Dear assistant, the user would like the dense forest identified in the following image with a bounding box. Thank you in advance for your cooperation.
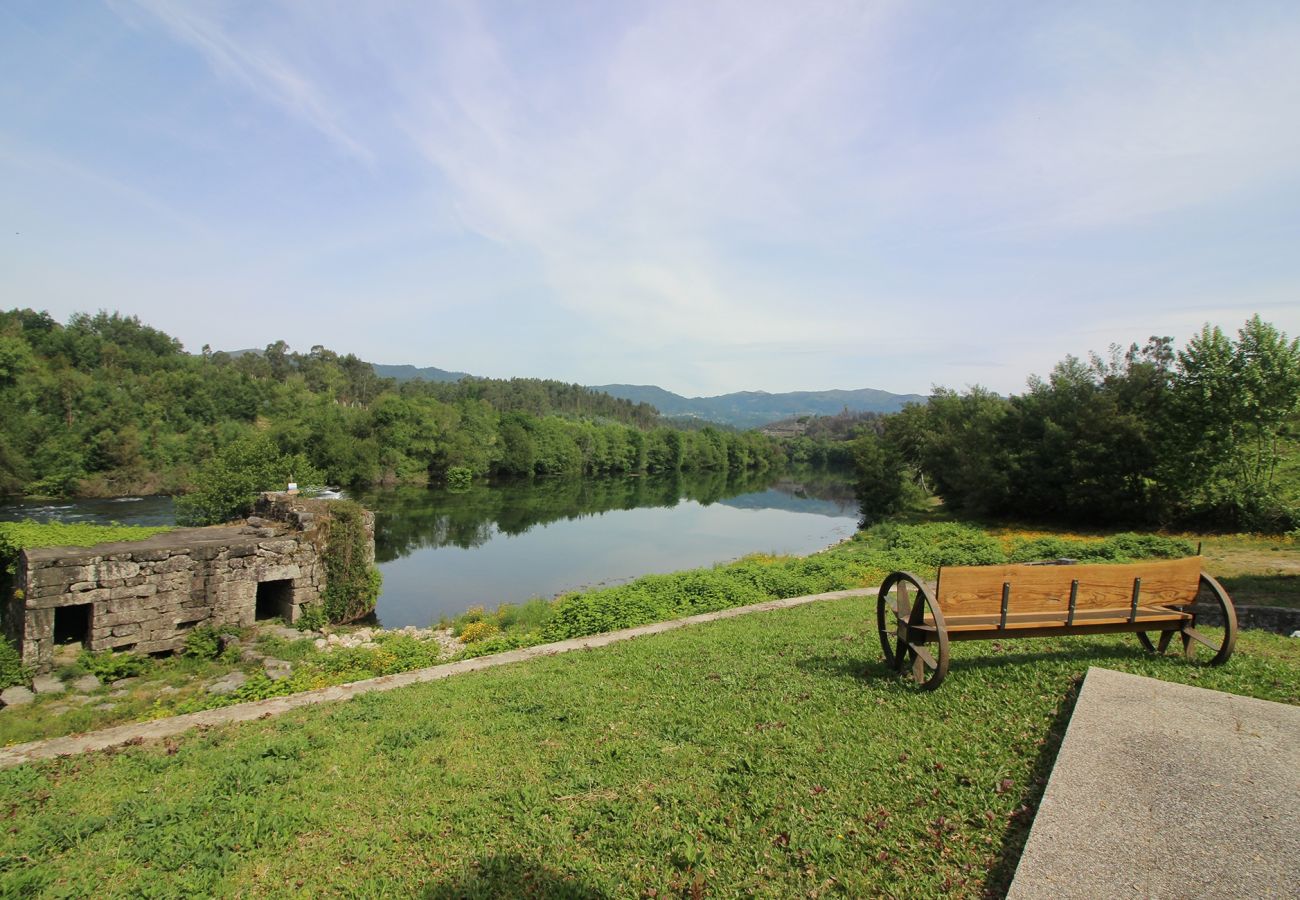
[851,316,1300,531]
[0,309,782,500]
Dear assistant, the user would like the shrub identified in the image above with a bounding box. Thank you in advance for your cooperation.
[183,626,222,661]
[0,636,29,690]
[175,434,321,526]
[458,621,502,644]
[76,649,150,682]
[295,604,327,632]
[445,467,474,491]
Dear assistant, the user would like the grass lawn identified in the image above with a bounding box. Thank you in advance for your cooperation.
[2,597,1296,898]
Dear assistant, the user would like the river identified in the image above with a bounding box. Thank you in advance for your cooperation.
[1,467,860,627]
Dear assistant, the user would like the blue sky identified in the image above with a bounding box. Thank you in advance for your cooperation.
[2,1,1298,397]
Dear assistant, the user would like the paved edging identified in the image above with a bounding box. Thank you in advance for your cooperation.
[0,587,877,769]
[1008,667,1300,898]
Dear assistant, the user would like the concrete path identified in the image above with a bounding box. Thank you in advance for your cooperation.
[0,587,875,770]
[1009,667,1300,899]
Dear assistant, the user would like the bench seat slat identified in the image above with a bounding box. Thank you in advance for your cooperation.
[920,606,1189,632]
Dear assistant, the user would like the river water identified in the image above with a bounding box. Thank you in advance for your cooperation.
[1,468,859,627]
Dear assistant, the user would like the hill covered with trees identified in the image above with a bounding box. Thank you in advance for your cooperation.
[0,309,781,499]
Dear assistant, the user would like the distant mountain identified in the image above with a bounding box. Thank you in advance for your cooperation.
[589,385,926,429]
[372,363,472,383]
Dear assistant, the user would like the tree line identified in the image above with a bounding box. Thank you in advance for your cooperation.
[0,309,781,500]
[852,315,1300,531]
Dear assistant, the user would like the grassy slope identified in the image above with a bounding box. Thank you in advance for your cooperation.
[2,599,1296,898]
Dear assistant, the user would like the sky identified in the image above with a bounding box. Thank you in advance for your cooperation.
[2,1,1298,398]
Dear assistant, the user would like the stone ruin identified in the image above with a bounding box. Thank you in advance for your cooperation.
[4,493,375,672]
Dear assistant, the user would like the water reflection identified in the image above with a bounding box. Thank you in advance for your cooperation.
[353,467,855,562]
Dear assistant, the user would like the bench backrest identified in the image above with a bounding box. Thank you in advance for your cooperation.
[934,557,1202,617]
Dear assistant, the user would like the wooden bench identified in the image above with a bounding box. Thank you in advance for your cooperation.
[876,557,1237,690]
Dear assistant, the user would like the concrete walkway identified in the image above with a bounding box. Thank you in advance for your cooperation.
[0,587,875,770]
[1009,667,1300,899]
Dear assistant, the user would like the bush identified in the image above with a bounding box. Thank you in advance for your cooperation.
[183,626,222,661]
[295,604,327,632]
[458,621,501,644]
[76,649,150,682]
[0,636,29,690]
[445,467,474,491]
[176,434,321,526]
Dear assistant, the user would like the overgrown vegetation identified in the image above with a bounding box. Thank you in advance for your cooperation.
[0,599,1294,897]
[0,309,781,498]
[853,316,1300,531]
[0,521,172,575]
[319,500,382,624]
[0,637,28,691]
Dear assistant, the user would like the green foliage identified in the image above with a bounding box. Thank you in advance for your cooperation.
[75,649,150,682]
[0,521,172,574]
[319,501,382,624]
[175,435,321,526]
[182,626,222,661]
[457,621,501,644]
[864,317,1299,531]
[0,307,782,500]
[0,636,29,690]
[294,604,327,632]
[444,466,473,491]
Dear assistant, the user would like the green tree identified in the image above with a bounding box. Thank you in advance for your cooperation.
[176,435,321,525]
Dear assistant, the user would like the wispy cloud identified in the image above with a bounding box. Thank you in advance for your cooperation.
[41,1,1300,392]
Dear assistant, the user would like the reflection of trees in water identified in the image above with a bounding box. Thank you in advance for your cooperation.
[356,467,825,562]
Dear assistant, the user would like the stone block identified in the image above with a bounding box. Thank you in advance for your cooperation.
[30,589,109,609]
[69,581,97,592]
[154,555,195,573]
[93,561,140,581]
[32,566,93,590]
[258,565,301,582]
[111,623,141,637]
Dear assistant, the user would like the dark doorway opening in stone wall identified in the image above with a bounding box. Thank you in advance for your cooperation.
[54,603,92,647]
[256,579,294,621]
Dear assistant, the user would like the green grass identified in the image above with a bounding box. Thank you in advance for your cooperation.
[1,598,1296,898]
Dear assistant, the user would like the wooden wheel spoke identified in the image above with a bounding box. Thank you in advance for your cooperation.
[1183,626,1220,651]
[911,654,925,684]
[907,641,937,669]
[1156,630,1174,653]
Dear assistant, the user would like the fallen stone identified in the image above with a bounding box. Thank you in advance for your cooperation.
[206,672,248,696]
[240,647,266,663]
[31,675,66,694]
[109,689,129,699]
[260,624,304,641]
[263,659,293,681]
[111,677,139,690]
[158,685,180,695]
[93,703,116,712]
[72,675,102,693]
[0,686,35,708]
[245,516,270,527]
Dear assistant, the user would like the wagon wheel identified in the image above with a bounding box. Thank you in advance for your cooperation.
[1137,573,1237,666]
[877,572,949,690]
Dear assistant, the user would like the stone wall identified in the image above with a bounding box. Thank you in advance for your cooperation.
[6,494,375,672]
